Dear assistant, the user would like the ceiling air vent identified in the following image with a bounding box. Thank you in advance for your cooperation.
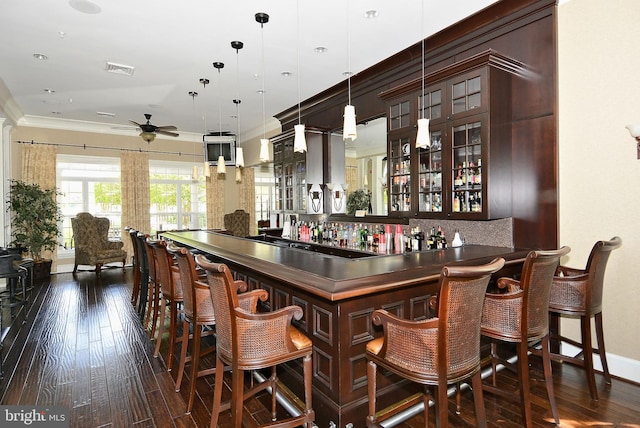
[105,61,135,76]
[96,111,115,118]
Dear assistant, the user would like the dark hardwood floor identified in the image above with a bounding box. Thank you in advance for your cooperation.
[1,268,639,427]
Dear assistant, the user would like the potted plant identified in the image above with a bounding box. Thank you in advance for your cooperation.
[6,179,63,278]
[346,189,371,215]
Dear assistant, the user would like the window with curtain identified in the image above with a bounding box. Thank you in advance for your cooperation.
[57,155,122,253]
[149,160,206,234]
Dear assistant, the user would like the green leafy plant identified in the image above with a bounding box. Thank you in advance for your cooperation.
[346,189,371,215]
[6,180,63,262]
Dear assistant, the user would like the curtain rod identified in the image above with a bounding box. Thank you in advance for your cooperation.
[16,139,202,157]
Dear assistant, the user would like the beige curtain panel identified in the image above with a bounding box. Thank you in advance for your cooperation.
[120,151,150,262]
[21,144,59,268]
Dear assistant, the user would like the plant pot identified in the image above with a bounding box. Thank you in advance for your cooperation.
[33,259,53,280]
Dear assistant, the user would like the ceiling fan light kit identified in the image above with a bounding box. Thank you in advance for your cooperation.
[129,113,179,143]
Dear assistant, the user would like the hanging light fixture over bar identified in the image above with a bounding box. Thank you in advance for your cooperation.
[416,2,431,149]
[256,12,272,162]
[213,61,226,175]
[293,0,307,153]
[342,0,357,141]
[231,42,244,172]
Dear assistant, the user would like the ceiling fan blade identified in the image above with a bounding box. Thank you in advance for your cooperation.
[155,125,178,131]
[128,120,142,128]
[157,130,179,137]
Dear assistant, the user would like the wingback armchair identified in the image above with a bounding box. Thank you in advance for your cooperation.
[71,212,126,274]
[223,209,250,237]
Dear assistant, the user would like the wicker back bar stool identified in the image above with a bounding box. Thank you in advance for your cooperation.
[148,238,184,372]
[168,244,217,413]
[481,246,570,428]
[195,255,315,428]
[548,236,621,401]
[365,258,506,428]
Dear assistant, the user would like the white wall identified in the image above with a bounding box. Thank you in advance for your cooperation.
[558,0,640,380]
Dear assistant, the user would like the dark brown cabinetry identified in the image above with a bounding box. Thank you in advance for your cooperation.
[381,50,520,220]
[272,130,307,213]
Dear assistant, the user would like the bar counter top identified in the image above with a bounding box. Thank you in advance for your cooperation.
[161,230,529,301]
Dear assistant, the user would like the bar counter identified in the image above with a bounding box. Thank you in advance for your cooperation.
[161,230,529,427]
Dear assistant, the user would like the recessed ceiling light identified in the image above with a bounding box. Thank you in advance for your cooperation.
[281,71,292,77]
[342,71,353,77]
[68,0,101,14]
[364,10,379,19]
[43,88,55,93]
[33,53,48,60]
[314,46,328,54]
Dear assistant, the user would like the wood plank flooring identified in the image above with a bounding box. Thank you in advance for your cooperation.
[1,268,639,427]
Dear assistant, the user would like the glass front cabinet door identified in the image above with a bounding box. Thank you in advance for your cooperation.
[381,50,517,220]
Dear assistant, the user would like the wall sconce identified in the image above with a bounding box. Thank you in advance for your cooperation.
[326,183,348,214]
[626,124,640,159]
[307,183,324,214]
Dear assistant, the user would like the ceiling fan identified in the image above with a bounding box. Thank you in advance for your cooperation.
[129,113,179,143]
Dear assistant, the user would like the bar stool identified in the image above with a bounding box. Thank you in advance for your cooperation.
[365,258,505,428]
[0,254,29,317]
[548,236,621,401]
[133,232,150,319]
[169,244,217,413]
[127,228,141,307]
[481,246,570,428]
[143,236,160,336]
[195,255,315,428]
[148,239,183,372]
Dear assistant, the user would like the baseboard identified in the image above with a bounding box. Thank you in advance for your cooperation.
[561,343,640,384]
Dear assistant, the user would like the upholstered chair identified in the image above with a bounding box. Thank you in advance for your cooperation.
[365,258,505,428]
[71,212,126,274]
[223,209,250,237]
[548,236,621,401]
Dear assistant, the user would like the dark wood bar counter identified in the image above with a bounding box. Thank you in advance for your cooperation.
[161,230,529,427]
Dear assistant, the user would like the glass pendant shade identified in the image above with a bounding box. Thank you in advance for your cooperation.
[191,165,199,180]
[343,104,357,141]
[416,118,431,149]
[236,147,245,168]
[260,138,270,162]
[217,155,226,174]
[294,124,307,153]
[203,161,211,178]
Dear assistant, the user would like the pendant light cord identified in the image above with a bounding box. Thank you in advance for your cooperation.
[297,0,301,125]
[421,1,425,120]
[261,19,266,140]
[347,0,352,106]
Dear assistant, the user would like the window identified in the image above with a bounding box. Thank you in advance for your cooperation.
[57,155,122,251]
[149,160,206,234]
[57,156,207,252]
[255,165,275,223]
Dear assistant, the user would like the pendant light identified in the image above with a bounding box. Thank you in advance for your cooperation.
[415,2,431,149]
[201,79,211,178]
[234,99,242,182]
[293,0,307,153]
[342,0,357,141]
[189,90,200,180]
[232,42,244,170]
[256,12,271,162]
[213,61,226,175]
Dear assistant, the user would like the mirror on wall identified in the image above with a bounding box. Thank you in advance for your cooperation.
[345,117,388,216]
